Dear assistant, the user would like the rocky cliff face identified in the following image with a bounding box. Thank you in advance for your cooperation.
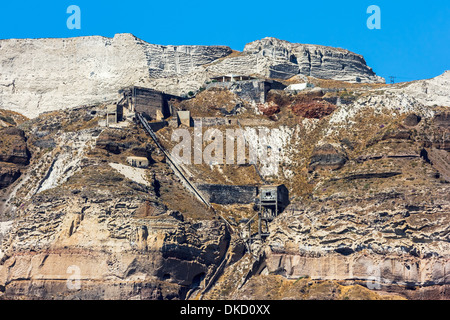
[0,79,448,299]
[0,34,383,119]
[261,115,450,298]
[0,107,229,299]
[0,126,30,191]
[403,71,450,108]
[256,75,449,300]
[205,37,385,83]
[242,37,384,82]
[0,34,448,300]
[168,71,449,300]
[0,34,232,119]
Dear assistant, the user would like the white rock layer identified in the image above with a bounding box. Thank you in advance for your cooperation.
[1,34,387,118]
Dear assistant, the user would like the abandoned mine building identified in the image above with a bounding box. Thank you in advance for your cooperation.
[118,86,183,121]
[127,156,150,168]
[105,103,123,125]
[206,74,286,104]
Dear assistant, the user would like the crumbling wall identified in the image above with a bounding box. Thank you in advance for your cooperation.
[197,184,258,205]
[119,87,183,120]
[206,80,286,105]
[193,117,235,127]
[135,88,166,119]
[148,121,168,132]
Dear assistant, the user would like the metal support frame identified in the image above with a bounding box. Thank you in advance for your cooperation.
[247,187,279,244]
[258,197,278,240]
[241,186,286,255]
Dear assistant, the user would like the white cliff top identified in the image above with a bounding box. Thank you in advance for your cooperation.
[2,34,439,118]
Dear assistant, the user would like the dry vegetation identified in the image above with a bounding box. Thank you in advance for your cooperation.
[172,87,244,117]
[157,124,263,185]
[0,109,28,128]
[306,77,389,90]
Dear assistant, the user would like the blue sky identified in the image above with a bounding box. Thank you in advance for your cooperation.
[1,0,449,83]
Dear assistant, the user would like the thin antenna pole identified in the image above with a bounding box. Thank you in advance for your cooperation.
[389,76,397,84]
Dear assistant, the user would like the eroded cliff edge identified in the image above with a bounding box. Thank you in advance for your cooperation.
[0,34,383,119]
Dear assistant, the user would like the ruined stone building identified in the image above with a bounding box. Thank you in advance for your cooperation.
[118,86,183,120]
[126,156,149,168]
[206,75,286,104]
[105,103,123,124]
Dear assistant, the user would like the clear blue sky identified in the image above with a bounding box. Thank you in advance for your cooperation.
[1,0,449,83]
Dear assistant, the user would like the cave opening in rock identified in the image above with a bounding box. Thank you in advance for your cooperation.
[191,272,206,289]
[420,148,431,164]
